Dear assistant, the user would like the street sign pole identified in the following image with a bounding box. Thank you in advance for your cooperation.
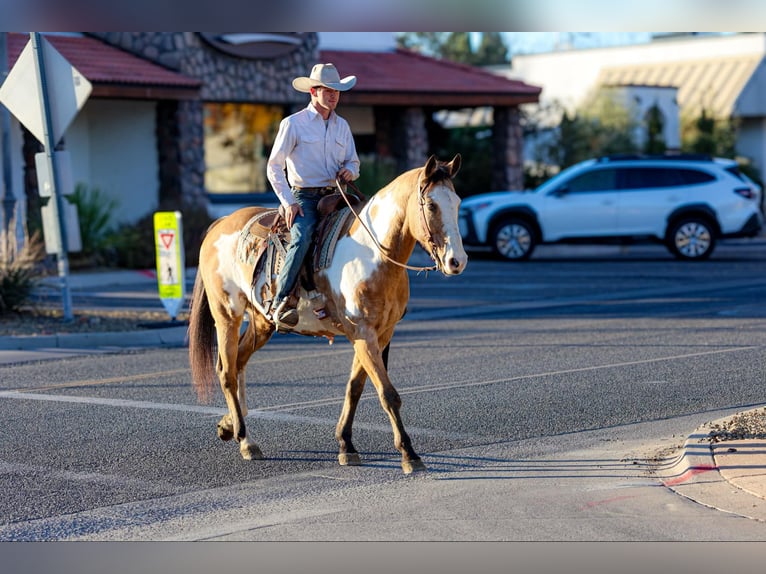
[30,32,73,321]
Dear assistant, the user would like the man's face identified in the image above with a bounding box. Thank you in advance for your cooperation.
[311,86,340,113]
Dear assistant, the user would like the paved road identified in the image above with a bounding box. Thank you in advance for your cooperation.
[1,238,765,548]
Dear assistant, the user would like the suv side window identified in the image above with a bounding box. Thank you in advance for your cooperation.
[563,168,618,193]
[620,167,715,189]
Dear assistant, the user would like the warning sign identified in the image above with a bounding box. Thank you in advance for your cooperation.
[153,211,185,319]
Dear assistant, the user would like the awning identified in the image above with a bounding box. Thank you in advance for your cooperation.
[598,55,762,118]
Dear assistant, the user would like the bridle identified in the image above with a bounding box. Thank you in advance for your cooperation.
[336,176,442,273]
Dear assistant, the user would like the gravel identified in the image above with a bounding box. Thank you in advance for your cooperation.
[0,307,187,337]
[706,408,766,442]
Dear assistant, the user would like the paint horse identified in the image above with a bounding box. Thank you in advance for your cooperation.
[188,154,467,473]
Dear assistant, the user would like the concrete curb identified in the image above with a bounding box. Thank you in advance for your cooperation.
[0,326,188,351]
[657,410,766,521]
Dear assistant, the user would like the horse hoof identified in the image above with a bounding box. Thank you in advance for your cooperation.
[217,424,234,442]
[240,441,264,460]
[338,452,362,466]
[402,458,427,474]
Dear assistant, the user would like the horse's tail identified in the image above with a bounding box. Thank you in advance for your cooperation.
[188,271,216,403]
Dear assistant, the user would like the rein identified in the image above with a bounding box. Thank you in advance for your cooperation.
[336,177,440,273]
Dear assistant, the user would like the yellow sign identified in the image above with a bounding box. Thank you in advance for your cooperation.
[153,211,185,319]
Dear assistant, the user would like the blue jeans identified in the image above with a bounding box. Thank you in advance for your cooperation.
[275,191,321,302]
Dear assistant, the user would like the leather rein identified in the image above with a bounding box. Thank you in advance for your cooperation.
[335,177,441,273]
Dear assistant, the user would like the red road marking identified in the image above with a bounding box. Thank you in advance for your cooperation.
[581,494,641,509]
[663,465,718,486]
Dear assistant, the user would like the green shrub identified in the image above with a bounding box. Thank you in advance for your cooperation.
[106,201,213,269]
[68,183,119,266]
[356,155,398,197]
[0,231,46,315]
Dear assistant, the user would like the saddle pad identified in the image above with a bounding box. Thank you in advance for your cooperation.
[315,207,354,271]
[237,210,281,266]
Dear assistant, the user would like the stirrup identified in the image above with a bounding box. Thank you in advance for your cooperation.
[274,298,299,328]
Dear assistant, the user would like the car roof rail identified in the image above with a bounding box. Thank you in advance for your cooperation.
[597,153,714,163]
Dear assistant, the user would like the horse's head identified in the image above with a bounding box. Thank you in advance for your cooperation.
[416,154,468,275]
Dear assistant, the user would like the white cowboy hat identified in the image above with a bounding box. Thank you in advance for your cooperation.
[292,63,356,93]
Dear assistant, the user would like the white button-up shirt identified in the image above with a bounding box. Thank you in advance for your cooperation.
[266,103,360,208]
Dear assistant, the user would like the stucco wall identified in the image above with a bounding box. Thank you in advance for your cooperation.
[66,99,158,224]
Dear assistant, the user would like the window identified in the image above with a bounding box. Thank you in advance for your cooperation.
[565,168,618,193]
[620,167,715,189]
[204,102,284,196]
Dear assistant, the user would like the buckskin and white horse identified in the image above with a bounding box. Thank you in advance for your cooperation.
[188,154,466,473]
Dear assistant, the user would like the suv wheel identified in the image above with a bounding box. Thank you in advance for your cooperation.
[666,218,716,260]
[491,218,536,261]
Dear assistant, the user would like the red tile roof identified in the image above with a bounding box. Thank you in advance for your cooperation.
[321,48,541,107]
[5,33,200,99]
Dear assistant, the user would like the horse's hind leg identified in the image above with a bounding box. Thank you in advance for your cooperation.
[216,310,274,460]
[336,355,367,466]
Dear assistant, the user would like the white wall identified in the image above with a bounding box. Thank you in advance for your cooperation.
[66,99,158,224]
[508,33,766,115]
[738,118,766,175]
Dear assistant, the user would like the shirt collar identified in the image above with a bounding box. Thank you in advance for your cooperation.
[307,102,334,122]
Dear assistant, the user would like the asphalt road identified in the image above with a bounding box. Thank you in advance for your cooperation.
[1,239,766,547]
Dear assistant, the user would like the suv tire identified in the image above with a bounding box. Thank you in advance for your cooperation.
[666,217,716,260]
[490,218,536,261]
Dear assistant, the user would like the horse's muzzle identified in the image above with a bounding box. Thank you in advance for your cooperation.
[439,249,467,275]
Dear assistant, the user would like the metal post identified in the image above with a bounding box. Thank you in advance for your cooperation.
[30,32,73,321]
[0,32,18,262]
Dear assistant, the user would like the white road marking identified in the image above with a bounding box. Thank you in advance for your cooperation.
[0,391,472,440]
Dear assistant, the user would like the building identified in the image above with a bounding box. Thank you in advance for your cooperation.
[499,33,766,178]
[2,32,540,231]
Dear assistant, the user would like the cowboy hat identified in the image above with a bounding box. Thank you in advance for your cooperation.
[292,63,356,93]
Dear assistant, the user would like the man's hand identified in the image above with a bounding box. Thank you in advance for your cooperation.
[284,202,303,228]
[336,167,353,184]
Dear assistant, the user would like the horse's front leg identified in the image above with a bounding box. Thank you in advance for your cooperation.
[352,336,425,474]
[336,355,367,466]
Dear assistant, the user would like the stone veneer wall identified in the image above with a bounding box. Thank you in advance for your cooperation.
[88,32,319,207]
[402,108,429,171]
[492,106,524,191]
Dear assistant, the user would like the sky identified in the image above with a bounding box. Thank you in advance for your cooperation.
[319,32,657,55]
[501,32,654,54]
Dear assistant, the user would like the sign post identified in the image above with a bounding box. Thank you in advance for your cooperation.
[153,211,185,320]
[0,32,92,321]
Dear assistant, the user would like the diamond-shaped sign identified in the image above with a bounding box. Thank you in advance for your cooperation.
[0,35,92,146]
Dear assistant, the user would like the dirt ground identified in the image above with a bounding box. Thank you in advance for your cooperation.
[0,307,187,337]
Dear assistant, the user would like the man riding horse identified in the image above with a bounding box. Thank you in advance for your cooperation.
[266,63,360,330]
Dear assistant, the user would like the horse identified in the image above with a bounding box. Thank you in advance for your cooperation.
[187,154,467,474]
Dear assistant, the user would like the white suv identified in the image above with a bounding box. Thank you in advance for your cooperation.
[459,155,763,261]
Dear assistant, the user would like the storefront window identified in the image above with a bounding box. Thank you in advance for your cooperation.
[204,102,283,196]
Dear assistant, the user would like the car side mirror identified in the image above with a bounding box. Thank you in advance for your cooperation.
[551,185,569,197]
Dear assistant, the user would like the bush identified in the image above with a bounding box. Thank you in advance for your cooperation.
[106,201,213,269]
[0,231,46,315]
[69,183,119,256]
[355,155,398,197]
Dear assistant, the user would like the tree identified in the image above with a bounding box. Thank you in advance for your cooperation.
[396,33,450,58]
[643,104,667,155]
[475,32,509,66]
[441,32,475,64]
[396,32,510,66]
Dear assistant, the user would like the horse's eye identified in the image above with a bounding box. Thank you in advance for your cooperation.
[426,202,437,213]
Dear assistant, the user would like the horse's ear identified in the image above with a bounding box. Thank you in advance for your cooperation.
[424,154,438,178]
[447,154,461,178]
